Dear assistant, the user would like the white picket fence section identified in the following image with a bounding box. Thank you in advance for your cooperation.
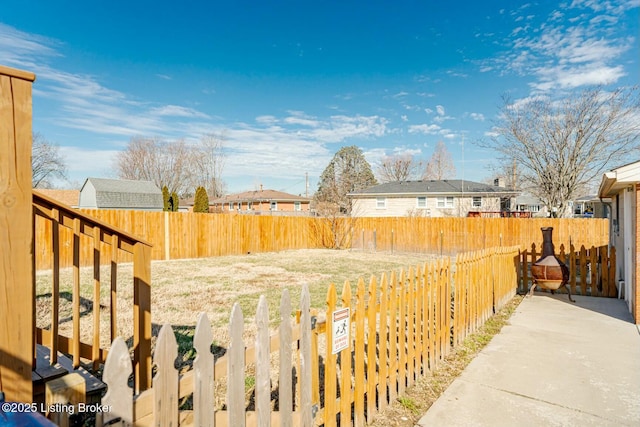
[98,286,313,427]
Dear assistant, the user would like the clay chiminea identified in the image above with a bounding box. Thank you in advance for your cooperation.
[529,227,574,302]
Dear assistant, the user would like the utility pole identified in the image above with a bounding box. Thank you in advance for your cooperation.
[305,172,309,198]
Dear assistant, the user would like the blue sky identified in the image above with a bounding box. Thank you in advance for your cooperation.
[1,0,638,194]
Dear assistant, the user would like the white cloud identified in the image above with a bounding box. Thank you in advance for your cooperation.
[490,0,636,91]
[469,112,485,121]
[436,105,446,116]
[408,124,441,135]
[149,105,210,119]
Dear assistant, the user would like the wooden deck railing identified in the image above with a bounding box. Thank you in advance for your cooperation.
[32,190,152,392]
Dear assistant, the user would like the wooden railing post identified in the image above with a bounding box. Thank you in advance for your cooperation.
[133,242,152,392]
[0,65,36,403]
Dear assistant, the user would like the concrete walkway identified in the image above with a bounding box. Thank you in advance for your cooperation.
[417,294,640,427]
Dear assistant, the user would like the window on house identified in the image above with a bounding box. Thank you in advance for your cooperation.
[248,202,253,210]
[376,197,386,209]
[472,196,482,207]
[436,197,454,208]
[270,201,278,211]
[229,203,234,211]
[417,197,427,208]
[294,201,301,211]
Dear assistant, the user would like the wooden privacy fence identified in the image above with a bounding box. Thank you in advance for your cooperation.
[518,243,618,298]
[351,217,609,255]
[35,211,609,268]
[95,247,520,426]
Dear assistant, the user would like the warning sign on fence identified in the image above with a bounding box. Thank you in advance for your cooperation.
[332,307,350,354]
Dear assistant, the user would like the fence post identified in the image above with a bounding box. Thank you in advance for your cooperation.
[0,66,35,403]
[133,242,152,392]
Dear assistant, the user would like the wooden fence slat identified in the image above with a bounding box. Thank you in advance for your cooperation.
[580,245,588,295]
[324,284,338,427]
[101,337,133,426]
[590,246,598,296]
[340,281,352,427]
[378,273,389,410]
[228,303,246,427]
[154,324,179,427]
[354,278,366,427]
[366,276,377,423]
[406,268,416,389]
[256,296,271,427]
[194,313,214,427]
[388,271,398,401]
[279,290,293,427]
[299,285,313,427]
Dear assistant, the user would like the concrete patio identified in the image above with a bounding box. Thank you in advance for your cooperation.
[417,293,640,426]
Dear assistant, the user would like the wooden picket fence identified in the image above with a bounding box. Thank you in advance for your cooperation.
[452,247,520,346]
[96,247,520,426]
[99,287,314,427]
[518,243,618,298]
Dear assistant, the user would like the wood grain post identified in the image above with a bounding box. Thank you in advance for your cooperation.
[0,65,35,402]
[133,242,152,392]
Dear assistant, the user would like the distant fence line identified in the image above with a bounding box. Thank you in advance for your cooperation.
[34,210,609,268]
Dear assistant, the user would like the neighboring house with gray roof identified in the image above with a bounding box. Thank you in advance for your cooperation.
[349,179,519,217]
[78,177,163,211]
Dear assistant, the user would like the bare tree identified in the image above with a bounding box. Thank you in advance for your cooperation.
[376,153,422,183]
[190,133,226,198]
[423,141,456,180]
[486,86,640,217]
[115,136,195,196]
[32,133,67,188]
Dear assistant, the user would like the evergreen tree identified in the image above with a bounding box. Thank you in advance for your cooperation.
[315,145,377,214]
[162,186,170,211]
[193,186,210,213]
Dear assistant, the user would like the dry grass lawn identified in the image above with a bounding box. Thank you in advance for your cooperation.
[35,249,441,366]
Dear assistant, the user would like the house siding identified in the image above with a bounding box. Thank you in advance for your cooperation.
[78,182,98,208]
[634,184,639,323]
[352,196,502,217]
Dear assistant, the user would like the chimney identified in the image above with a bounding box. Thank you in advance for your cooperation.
[260,184,263,192]
[494,177,505,188]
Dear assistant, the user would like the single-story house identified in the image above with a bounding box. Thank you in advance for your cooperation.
[513,194,548,218]
[572,194,606,218]
[78,177,164,211]
[211,188,312,214]
[598,160,640,324]
[349,179,519,217]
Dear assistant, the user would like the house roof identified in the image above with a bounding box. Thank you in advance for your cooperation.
[34,189,80,207]
[81,177,163,209]
[349,179,519,197]
[212,189,312,204]
[598,160,640,198]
